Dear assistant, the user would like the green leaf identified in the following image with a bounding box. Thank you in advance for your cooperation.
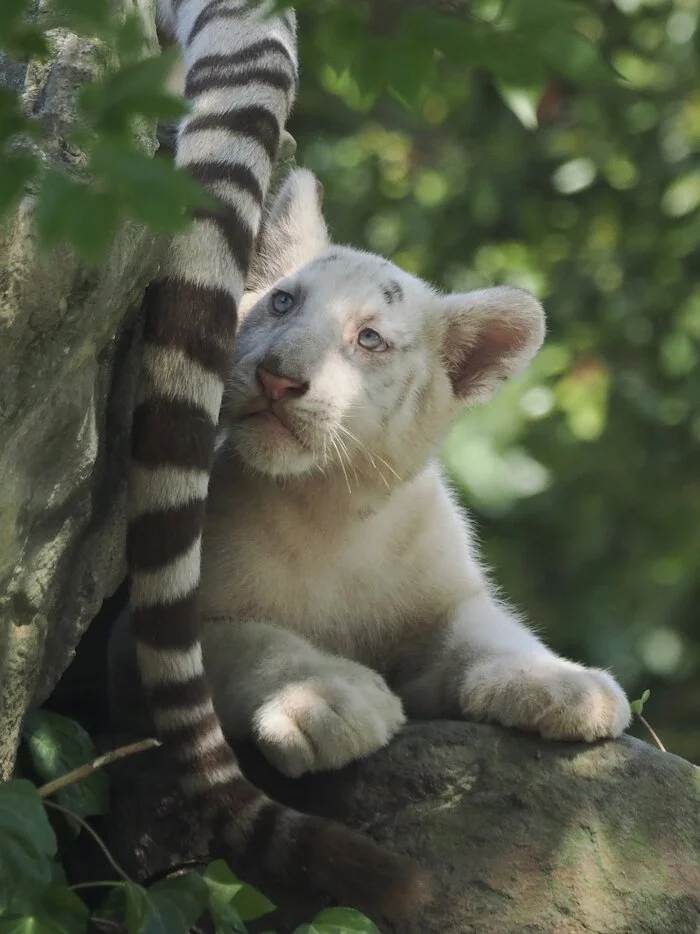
[144,874,209,934]
[80,50,188,133]
[503,0,584,32]
[0,864,88,932]
[115,12,149,65]
[0,781,56,856]
[97,875,213,934]
[0,916,61,934]
[496,82,543,130]
[0,0,26,42]
[53,0,112,35]
[631,689,651,715]
[125,884,150,934]
[22,710,110,821]
[34,169,121,262]
[0,0,50,60]
[0,154,37,217]
[294,908,380,934]
[536,29,611,85]
[39,879,89,933]
[90,137,213,231]
[0,88,29,144]
[203,860,274,925]
[96,882,149,934]
[0,780,57,915]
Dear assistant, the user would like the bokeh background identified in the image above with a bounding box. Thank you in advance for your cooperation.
[290,0,700,763]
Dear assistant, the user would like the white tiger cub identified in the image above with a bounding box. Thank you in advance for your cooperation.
[112,168,631,780]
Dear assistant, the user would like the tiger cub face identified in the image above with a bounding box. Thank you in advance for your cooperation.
[223,170,545,483]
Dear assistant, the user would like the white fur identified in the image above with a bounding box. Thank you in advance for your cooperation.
[114,169,631,774]
[128,465,210,517]
[137,644,205,688]
[142,345,224,418]
[131,536,201,606]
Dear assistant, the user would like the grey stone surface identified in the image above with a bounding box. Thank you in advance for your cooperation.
[0,0,164,779]
[105,721,700,934]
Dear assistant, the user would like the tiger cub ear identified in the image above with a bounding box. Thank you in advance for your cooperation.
[246,168,330,295]
[438,286,545,405]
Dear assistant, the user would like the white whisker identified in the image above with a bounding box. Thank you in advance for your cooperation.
[329,435,352,494]
[335,432,359,488]
[336,423,401,487]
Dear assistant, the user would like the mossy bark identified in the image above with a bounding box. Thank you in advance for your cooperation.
[0,0,165,780]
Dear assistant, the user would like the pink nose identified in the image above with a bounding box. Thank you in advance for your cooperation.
[256,366,307,402]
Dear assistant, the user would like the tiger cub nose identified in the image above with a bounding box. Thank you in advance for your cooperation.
[256,366,309,402]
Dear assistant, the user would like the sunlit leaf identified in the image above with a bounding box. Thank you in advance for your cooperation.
[0,154,37,216]
[0,780,56,915]
[34,168,121,262]
[295,907,380,934]
[79,50,188,132]
[90,137,213,231]
[203,860,274,925]
[144,874,209,934]
[496,82,543,129]
[22,710,110,824]
[0,0,27,43]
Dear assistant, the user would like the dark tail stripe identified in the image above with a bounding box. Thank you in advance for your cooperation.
[239,797,283,864]
[187,39,297,80]
[148,673,212,712]
[187,3,247,46]
[142,280,238,378]
[159,709,222,747]
[132,593,201,649]
[205,773,263,813]
[186,67,295,98]
[127,501,206,571]
[188,160,264,204]
[182,106,280,161]
[192,204,255,270]
[131,398,216,470]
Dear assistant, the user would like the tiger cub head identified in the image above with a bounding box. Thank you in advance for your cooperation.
[223,169,545,485]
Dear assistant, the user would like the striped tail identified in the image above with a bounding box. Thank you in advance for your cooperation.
[126,0,431,917]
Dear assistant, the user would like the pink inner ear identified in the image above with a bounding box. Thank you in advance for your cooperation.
[446,317,530,397]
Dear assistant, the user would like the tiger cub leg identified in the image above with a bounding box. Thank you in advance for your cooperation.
[200,619,405,778]
[394,593,631,742]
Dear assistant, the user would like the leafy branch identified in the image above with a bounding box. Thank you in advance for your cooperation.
[1,0,618,263]
[0,0,210,263]
[0,709,380,933]
[37,738,161,800]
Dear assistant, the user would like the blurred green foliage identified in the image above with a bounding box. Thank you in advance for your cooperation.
[0,0,207,261]
[290,0,700,763]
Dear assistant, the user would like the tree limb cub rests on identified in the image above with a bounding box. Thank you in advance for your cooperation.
[126,0,429,919]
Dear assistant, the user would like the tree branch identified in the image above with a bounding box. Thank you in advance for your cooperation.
[38,737,161,799]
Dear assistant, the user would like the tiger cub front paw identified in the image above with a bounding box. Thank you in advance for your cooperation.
[252,664,405,777]
[460,656,631,742]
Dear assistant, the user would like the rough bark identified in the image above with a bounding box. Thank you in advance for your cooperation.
[103,721,700,934]
[0,1,165,780]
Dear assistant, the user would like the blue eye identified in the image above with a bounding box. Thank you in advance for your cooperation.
[358,327,388,352]
[271,290,295,315]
